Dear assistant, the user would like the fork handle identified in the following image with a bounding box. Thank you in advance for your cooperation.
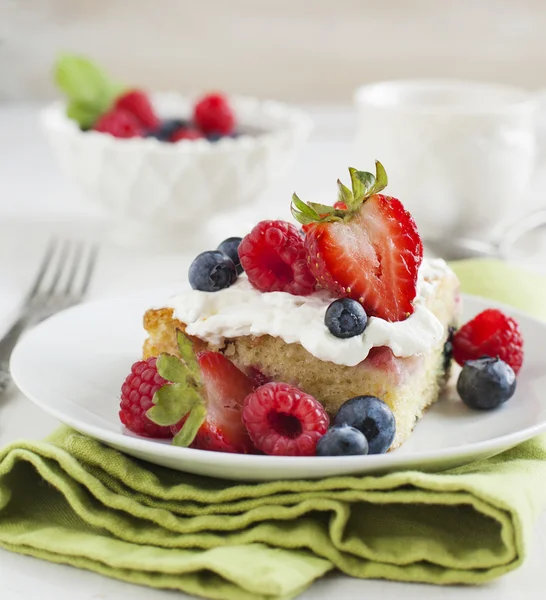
[0,316,28,394]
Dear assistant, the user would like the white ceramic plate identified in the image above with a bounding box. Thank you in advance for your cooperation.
[10,289,546,481]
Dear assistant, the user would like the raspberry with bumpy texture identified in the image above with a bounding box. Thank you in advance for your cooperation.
[239,220,316,295]
[193,93,235,136]
[119,357,172,438]
[242,382,329,456]
[93,108,143,138]
[115,90,159,130]
[452,309,524,374]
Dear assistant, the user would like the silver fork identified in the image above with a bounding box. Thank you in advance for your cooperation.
[0,240,98,395]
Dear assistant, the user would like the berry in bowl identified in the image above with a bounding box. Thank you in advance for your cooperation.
[40,54,313,248]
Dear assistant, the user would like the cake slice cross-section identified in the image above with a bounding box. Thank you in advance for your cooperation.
[143,258,459,450]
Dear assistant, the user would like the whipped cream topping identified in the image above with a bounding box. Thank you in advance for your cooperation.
[166,258,454,367]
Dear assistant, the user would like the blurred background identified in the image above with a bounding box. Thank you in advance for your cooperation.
[1,0,546,305]
[2,0,546,102]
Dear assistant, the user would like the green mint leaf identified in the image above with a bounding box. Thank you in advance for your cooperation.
[173,404,207,447]
[147,383,202,427]
[156,353,189,384]
[176,330,200,382]
[54,53,124,127]
[55,54,112,105]
[66,99,102,130]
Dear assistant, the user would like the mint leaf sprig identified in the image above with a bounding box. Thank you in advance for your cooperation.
[54,53,125,129]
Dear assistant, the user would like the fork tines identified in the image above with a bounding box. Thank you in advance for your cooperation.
[25,239,98,311]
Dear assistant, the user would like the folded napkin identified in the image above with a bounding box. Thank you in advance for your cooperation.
[1,258,546,600]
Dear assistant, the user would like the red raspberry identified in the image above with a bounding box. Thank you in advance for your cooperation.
[119,357,172,438]
[453,309,524,374]
[114,90,159,130]
[239,220,317,295]
[242,382,329,456]
[93,108,143,138]
[170,127,204,142]
[193,93,235,136]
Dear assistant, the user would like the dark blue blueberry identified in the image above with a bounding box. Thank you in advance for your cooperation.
[443,325,457,372]
[325,298,368,339]
[316,425,369,456]
[147,119,189,141]
[217,237,243,274]
[188,251,237,292]
[457,356,516,410]
[207,133,224,142]
[334,396,395,454]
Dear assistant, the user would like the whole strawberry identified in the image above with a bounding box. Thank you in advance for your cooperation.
[292,161,423,321]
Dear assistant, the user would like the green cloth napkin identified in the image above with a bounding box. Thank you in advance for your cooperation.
[1,258,546,600]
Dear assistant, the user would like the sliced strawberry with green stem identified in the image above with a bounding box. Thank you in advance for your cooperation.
[188,351,256,453]
[292,161,423,322]
[147,331,255,453]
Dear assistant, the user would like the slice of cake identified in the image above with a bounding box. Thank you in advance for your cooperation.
[143,258,459,450]
[138,162,462,453]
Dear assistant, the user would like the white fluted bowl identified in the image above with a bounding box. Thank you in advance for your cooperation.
[41,93,313,247]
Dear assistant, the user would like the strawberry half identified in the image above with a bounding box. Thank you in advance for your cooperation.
[171,351,256,453]
[292,161,423,322]
[146,330,256,453]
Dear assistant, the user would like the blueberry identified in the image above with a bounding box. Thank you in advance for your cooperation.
[217,237,243,274]
[443,325,457,371]
[457,356,516,410]
[325,298,368,339]
[147,119,188,141]
[207,133,223,142]
[316,425,369,456]
[188,251,237,292]
[334,396,395,454]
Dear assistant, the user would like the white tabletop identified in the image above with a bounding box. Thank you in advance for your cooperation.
[1,103,545,599]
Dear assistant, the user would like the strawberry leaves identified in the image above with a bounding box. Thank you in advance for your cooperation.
[292,161,389,225]
[146,329,206,447]
[337,179,353,207]
[148,383,201,427]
